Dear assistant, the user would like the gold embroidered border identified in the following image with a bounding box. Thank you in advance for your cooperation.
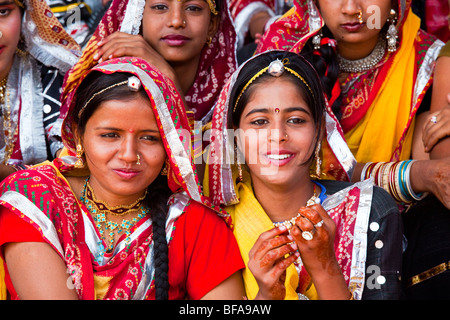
[406,261,450,287]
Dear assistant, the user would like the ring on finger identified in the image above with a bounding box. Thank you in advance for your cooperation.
[302,230,314,241]
[314,220,324,228]
[431,115,438,124]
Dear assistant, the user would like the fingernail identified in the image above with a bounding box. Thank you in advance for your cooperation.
[278,225,287,231]
[93,53,98,60]
[287,234,293,241]
[290,243,298,251]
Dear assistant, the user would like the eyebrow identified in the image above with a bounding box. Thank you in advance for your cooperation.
[94,127,161,133]
[244,106,311,118]
[0,1,16,5]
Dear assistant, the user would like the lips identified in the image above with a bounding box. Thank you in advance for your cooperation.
[264,151,295,166]
[113,168,141,180]
[341,22,365,32]
[161,34,190,46]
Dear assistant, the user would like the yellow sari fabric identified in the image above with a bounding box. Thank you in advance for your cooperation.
[1,257,5,300]
[344,12,421,163]
[225,171,318,300]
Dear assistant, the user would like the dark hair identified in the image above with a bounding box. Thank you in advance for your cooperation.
[229,50,326,164]
[300,26,342,119]
[73,71,171,300]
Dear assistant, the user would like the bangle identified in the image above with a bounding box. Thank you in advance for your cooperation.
[404,160,428,201]
[360,162,373,181]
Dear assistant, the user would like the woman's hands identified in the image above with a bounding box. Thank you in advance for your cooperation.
[249,204,350,300]
[290,204,351,299]
[93,32,178,88]
[422,95,450,158]
[289,204,339,278]
[249,226,299,300]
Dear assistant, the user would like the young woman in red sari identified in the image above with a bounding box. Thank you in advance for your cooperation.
[0,57,245,300]
[255,0,450,298]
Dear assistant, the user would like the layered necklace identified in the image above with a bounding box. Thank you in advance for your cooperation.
[272,184,321,229]
[337,36,387,73]
[80,178,148,252]
[1,75,17,165]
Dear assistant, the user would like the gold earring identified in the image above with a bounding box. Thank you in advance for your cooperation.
[235,144,243,182]
[310,141,322,179]
[206,36,212,46]
[75,144,85,168]
[161,164,168,176]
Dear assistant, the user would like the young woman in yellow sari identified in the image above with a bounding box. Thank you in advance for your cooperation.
[255,0,450,298]
[206,50,403,300]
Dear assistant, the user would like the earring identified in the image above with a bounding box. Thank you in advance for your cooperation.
[386,9,398,52]
[206,36,212,46]
[136,154,141,165]
[235,144,243,183]
[312,31,322,50]
[161,164,168,176]
[75,144,85,168]
[310,141,322,179]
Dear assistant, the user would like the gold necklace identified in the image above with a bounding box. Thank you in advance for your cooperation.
[80,178,149,252]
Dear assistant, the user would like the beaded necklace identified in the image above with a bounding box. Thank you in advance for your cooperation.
[272,184,321,229]
[80,178,149,252]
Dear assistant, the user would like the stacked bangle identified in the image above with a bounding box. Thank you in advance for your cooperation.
[360,160,428,203]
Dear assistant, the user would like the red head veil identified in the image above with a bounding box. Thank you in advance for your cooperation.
[61,57,205,203]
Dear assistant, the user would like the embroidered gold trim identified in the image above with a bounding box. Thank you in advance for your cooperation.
[406,261,450,287]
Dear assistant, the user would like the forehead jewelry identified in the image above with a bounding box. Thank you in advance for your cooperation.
[206,0,218,15]
[78,76,142,118]
[14,0,24,8]
[233,59,314,113]
[274,107,280,113]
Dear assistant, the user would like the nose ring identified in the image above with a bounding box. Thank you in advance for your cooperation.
[182,20,186,27]
[357,10,363,24]
[0,31,3,39]
[136,154,141,165]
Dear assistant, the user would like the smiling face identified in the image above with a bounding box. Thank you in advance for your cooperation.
[141,0,218,65]
[236,76,319,189]
[79,95,166,205]
[0,0,22,79]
